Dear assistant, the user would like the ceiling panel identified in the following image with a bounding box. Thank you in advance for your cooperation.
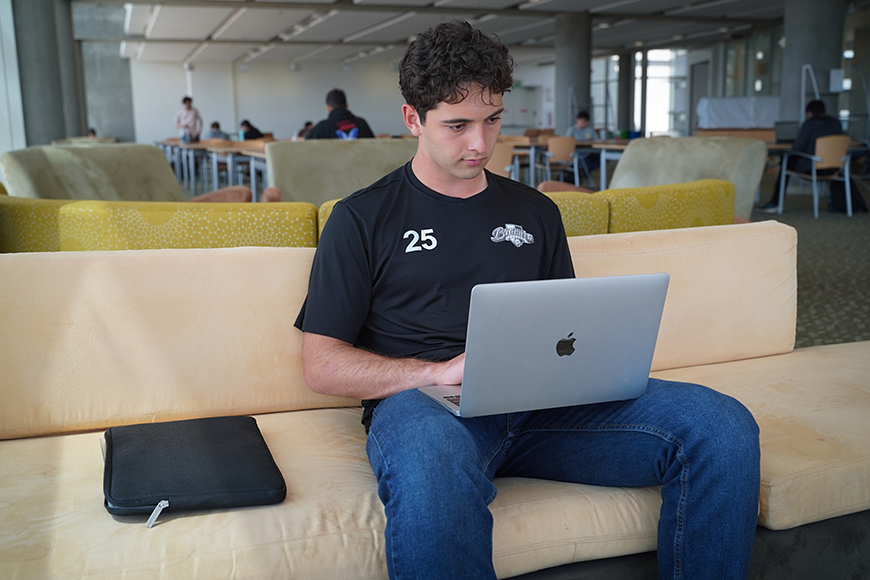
[520,0,604,14]
[346,12,471,43]
[189,42,259,62]
[509,46,555,65]
[147,6,237,40]
[124,4,154,36]
[288,10,403,42]
[435,0,525,8]
[473,15,549,36]
[495,20,555,45]
[255,0,340,4]
[138,41,201,61]
[353,0,434,5]
[245,42,329,61]
[212,8,314,41]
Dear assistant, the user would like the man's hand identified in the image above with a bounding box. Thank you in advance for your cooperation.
[302,332,465,400]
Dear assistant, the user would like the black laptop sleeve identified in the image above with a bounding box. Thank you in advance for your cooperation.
[103,416,286,523]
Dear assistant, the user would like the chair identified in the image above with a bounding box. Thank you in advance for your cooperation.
[486,142,520,181]
[777,135,852,218]
[537,136,592,188]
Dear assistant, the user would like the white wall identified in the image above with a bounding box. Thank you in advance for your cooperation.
[130,58,412,145]
[513,62,556,129]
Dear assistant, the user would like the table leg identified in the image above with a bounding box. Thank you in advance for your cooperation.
[227,153,235,186]
[599,149,607,190]
[211,152,219,190]
[250,158,258,202]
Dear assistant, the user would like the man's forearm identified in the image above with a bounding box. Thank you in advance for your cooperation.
[301,332,463,400]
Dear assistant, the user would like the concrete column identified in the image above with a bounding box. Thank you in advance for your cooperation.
[617,53,632,134]
[54,0,86,138]
[12,0,67,145]
[779,0,847,121]
[554,12,591,134]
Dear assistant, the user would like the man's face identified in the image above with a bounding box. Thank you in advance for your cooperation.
[183,101,192,110]
[576,117,588,129]
[403,86,503,196]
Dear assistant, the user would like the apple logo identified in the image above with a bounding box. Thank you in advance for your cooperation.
[556,333,576,357]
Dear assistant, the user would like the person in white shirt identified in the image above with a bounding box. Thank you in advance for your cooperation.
[174,96,203,143]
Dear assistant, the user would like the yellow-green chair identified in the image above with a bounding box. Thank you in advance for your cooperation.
[318,198,342,239]
[593,179,735,233]
[540,191,609,236]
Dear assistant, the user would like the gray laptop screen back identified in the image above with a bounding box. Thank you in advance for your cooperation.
[457,273,669,417]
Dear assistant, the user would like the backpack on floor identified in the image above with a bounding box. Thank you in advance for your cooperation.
[828,179,869,213]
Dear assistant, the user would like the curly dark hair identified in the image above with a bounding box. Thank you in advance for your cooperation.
[399,20,514,123]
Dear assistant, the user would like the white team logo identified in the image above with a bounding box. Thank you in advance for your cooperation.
[491,224,534,247]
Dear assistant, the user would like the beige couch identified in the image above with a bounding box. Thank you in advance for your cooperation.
[1,221,868,579]
[608,136,767,221]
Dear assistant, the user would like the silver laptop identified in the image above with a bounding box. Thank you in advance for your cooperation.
[418,273,669,417]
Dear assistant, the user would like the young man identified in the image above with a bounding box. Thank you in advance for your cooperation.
[565,110,597,142]
[174,96,202,143]
[295,21,760,580]
[204,121,230,140]
[305,88,374,140]
[759,99,843,211]
[239,119,264,140]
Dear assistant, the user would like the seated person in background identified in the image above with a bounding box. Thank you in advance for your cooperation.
[205,121,231,140]
[296,121,314,140]
[565,111,597,142]
[306,89,374,140]
[240,120,265,140]
[87,128,98,138]
[295,20,760,580]
[565,110,600,175]
[759,99,843,211]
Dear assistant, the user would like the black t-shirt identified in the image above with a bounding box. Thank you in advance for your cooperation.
[294,162,575,428]
[306,108,374,140]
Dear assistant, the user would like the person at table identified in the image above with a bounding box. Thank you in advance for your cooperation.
[205,121,231,140]
[759,99,843,212]
[296,121,314,140]
[565,110,598,142]
[174,96,202,143]
[564,110,600,175]
[306,89,374,140]
[240,120,265,141]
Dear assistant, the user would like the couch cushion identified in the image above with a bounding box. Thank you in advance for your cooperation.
[57,200,318,250]
[0,408,661,580]
[0,247,357,440]
[569,221,797,371]
[654,341,870,530]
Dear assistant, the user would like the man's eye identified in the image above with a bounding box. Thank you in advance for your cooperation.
[486,117,501,124]
[449,124,465,131]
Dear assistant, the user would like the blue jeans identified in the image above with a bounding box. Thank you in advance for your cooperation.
[366,379,760,580]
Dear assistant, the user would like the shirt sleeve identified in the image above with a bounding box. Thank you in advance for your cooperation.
[294,201,373,344]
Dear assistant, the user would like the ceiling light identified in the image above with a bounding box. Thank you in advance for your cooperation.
[598,22,611,29]
[844,49,855,59]
[634,40,644,47]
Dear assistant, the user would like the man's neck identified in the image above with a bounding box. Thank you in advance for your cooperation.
[410,156,488,199]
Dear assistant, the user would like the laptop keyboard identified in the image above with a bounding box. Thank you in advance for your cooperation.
[444,394,461,406]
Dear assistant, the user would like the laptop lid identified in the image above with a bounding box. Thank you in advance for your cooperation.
[419,273,669,417]
[774,121,799,143]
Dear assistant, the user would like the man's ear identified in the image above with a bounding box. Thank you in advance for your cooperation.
[402,104,424,137]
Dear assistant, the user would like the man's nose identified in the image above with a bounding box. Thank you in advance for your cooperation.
[466,124,486,152]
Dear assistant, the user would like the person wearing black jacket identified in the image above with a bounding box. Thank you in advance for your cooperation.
[240,119,264,140]
[760,100,843,211]
[306,89,374,140]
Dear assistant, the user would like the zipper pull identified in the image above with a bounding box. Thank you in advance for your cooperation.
[146,500,169,528]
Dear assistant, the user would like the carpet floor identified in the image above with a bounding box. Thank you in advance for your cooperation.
[751,174,869,348]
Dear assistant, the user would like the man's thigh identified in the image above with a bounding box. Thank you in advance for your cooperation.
[493,378,757,488]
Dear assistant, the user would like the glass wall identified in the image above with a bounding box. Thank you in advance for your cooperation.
[590,55,620,136]
[723,29,783,97]
[644,49,689,136]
